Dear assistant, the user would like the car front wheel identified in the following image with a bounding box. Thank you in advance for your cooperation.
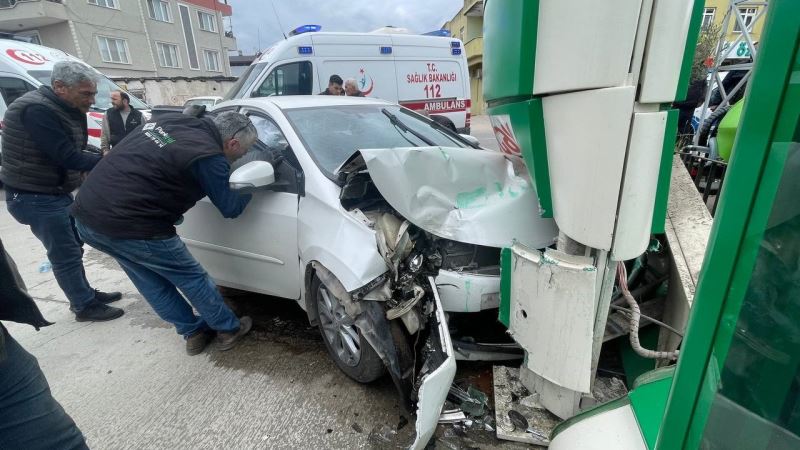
[312,274,385,383]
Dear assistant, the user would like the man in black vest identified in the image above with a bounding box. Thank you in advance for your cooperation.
[72,111,258,355]
[0,61,124,322]
[99,90,143,154]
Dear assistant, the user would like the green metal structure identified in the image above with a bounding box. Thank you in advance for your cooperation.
[658,1,800,448]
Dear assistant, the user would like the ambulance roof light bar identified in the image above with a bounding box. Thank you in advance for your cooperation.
[289,25,322,36]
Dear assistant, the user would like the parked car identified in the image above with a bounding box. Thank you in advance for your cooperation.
[172,95,557,447]
[183,95,223,108]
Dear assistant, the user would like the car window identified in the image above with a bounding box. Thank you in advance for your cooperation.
[0,76,35,107]
[283,105,468,179]
[231,112,302,195]
[223,61,266,100]
[252,61,313,97]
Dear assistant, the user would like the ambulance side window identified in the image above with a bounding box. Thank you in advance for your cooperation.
[252,61,312,97]
[0,77,35,107]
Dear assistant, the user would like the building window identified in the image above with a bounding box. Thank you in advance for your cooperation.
[197,11,217,32]
[96,36,130,64]
[178,4,199,69]
[702,7,715,29]
[733,7,757,32]
[88,0,118,9]
[203,49,221,72]
[147,0,172,22]
[156,42,180,68]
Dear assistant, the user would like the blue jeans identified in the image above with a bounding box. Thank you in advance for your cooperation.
[75,220,240,337]
[0,325,88,450]
[5,189,95,312]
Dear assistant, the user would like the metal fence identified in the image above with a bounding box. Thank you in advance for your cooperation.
[677,142,729,216]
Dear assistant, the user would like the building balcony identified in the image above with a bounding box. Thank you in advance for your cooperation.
[465,37,483,65]
[0,0,67,32]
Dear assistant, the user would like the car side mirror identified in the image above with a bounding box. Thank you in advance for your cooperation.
[229,161,275,190]
[459,134,481,147]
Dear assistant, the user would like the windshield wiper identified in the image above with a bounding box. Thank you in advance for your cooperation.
[382,108,436,146]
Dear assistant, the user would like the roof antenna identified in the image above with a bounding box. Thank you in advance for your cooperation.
[269,0,288,40]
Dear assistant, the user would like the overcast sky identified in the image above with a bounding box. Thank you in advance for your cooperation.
[227,0,464,54]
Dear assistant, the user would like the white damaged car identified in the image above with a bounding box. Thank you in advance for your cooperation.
[176,96,557,447]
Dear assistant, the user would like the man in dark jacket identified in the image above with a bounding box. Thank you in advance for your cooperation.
[0,238,88,450]
[0,61,123,322]
[72,110,258,355]
[319,74,344,95]
[99,90,143,154]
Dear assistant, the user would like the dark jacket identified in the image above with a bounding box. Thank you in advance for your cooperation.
[106,106,144,147]
[319,88,342,95]
[72,113,225,239]
[0,86,92,193]
[0,238,52,361]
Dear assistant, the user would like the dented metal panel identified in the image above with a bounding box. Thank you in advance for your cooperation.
[411,277,458,450]
[434,269,501,313]
[507,244,598,394]
[347,147,558,249]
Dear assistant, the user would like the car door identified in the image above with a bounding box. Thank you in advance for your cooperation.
[0,74,36,157]
[179,107,303,299]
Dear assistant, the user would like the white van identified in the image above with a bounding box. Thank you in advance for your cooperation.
[223,29,472,133]
[0,39,148,147]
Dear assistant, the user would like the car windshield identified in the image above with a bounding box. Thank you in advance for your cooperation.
[283,105,470,178]
[27,69,149,111]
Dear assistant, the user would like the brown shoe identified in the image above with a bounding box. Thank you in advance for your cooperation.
[217,316,253,351]
[186,330,214,356]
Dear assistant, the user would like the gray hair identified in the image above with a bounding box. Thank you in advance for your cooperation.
[51,61,98,87]
[213,111,258,147]
[344,78,358,89]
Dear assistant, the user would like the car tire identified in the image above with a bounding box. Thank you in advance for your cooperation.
[311,274,385,383]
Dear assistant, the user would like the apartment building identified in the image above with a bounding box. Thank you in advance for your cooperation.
[0,0,236,78]
[442,0,483,114]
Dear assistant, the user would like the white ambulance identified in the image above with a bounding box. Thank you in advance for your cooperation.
[223,26,472,133]
[0,39,148,148]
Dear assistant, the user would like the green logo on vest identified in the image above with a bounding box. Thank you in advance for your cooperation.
[142,122,176,148]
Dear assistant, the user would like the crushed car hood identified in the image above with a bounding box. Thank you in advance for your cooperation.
[338,147,558,249]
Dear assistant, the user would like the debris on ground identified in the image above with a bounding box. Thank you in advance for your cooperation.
[493,366,560,446]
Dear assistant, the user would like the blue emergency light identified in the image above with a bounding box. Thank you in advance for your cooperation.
[380,46,392,54]
[451,41,460,48]
[298,46,313,55]
[290,25,321,36]
[452,48,462,56]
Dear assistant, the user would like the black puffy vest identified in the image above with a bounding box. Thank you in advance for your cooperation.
[72,113,224,239]
[0,86,87,193]
[106,106,143,147]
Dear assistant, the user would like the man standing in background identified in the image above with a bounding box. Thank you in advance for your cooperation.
[100,90,143,154]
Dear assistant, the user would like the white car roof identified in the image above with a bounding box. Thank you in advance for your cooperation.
[230,95,396,110]
[186,96,223,101]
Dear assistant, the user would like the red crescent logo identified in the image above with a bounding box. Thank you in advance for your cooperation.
[362,76,374,96]
[6,49,48,65]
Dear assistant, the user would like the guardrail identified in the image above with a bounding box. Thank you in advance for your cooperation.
[677,145,729,216]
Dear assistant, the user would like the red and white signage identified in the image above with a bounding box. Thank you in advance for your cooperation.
[400,98,470,114]
[489,115,522,156]
[6,48,49,65]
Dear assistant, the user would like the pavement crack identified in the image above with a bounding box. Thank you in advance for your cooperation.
[30,322,94,350]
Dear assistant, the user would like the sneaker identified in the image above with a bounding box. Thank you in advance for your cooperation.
[75,302,124,322]
[94,289,122,304]
[186,330,215,356]
[217,316,253,351]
